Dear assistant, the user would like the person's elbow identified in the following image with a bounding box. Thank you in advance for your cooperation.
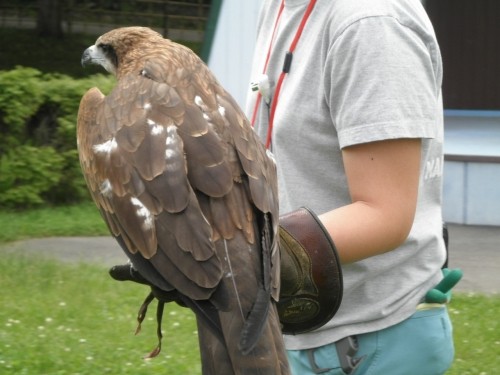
[386,200,417,250]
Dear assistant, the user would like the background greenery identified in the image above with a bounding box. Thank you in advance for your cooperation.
[0,253,498,374]
[0,28,113,212]
[0,206,499,374]
[0,67,116,208]
[0,28,200,210]
[0,254,201,375]
[0,24,208,374]
[0,29,100,78]
[0,29,201,78]
[0,203,108,243]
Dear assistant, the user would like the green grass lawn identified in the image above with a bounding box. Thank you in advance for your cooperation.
[0,254,498,374]
[448,294,500,374]
[0,203,109,243]
[0,255,201,375]
[1,205,499,374]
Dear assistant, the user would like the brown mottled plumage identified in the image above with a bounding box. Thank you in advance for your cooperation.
[77,27,288,374]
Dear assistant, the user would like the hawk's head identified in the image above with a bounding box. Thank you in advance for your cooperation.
[81,27,164,76]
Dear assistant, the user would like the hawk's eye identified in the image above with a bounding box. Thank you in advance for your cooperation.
[99,43,112,52]
[98,43,118,66]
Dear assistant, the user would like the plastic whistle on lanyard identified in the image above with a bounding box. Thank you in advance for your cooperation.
[250,0,317,149]
[251,74,272,105]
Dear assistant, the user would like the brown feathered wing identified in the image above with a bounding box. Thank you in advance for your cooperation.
[77,41,288,374]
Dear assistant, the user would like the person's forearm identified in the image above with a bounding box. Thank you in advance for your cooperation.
[320,139,421,264]
[319,201,414,264]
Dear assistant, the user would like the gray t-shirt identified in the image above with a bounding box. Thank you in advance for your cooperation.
[245,0,447,349]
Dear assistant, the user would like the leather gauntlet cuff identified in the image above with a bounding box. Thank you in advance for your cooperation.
[277,207,343,335]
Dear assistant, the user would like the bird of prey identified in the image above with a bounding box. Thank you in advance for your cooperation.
[77,27,289,374]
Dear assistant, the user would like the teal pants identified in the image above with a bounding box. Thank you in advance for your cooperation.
[287,307,454,375]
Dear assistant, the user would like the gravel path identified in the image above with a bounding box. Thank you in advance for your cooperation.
[1,224,499,295]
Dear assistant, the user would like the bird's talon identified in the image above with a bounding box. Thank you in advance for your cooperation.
[144,344,162,359]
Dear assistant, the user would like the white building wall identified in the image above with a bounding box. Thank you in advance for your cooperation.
[207,0,264,108]
[443,111,500,226]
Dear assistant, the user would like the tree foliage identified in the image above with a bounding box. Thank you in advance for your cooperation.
[0,67,115,208]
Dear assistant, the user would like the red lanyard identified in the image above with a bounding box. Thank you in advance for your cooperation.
[251,0,317,149]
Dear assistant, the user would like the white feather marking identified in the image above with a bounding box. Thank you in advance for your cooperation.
[165,125,177,145]
[99,179,113,197]
[165,149,175,160]
[194,95,204,107]
[164,126,184,175]
[144,102,152,110]
[92,138,117,154]
[131,197,154,230]
[218,105,226,117]
[147,118,164,136]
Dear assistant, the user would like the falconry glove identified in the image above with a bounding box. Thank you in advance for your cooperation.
[110,206,343,338]
[277,207,343,335]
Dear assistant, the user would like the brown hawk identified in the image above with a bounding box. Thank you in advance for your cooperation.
[77,27,289,374]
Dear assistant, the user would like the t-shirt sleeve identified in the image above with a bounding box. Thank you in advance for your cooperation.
[324,15,442,149]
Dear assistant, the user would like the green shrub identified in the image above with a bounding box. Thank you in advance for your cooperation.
[0,67,115,208]
[0,146,64,208]
[0,67,45,129]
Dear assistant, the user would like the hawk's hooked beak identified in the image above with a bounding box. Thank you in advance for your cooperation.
[81,45,117,75]
[81,45,98,67]
[80,47,92,67]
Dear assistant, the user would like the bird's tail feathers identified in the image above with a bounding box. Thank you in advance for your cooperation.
[238,287,271,354]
